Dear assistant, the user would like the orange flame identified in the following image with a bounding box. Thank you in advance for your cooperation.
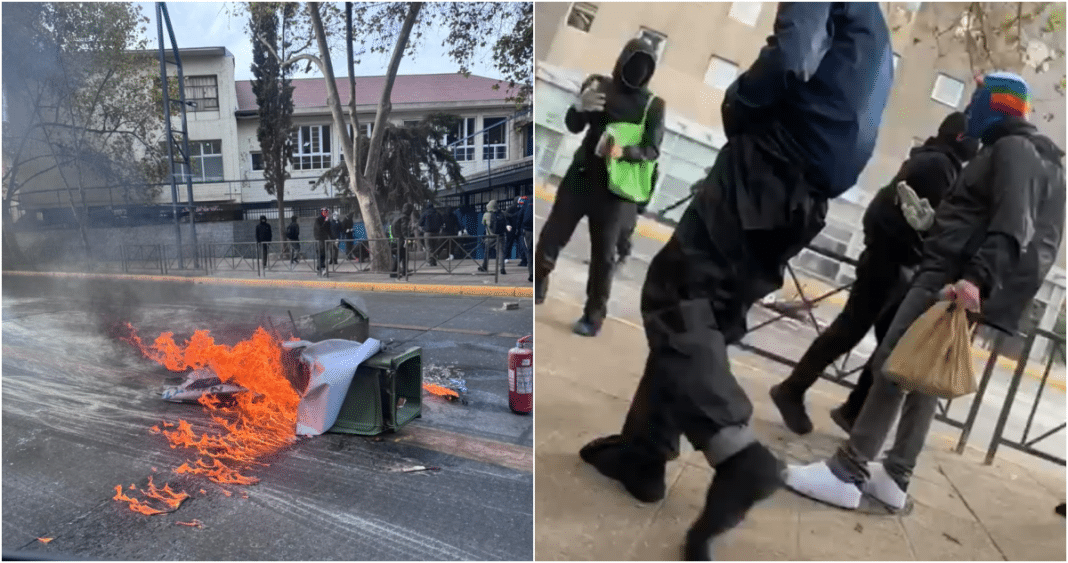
[115,325,300,515]
[423,383,459,399]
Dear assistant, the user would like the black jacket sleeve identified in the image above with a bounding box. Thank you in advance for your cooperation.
[564,106,590,135]
[621,96,665,162]
[962,137,1036,297]
[728,3,834,114]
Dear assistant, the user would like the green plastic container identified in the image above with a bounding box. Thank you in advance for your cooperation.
[328,346,423,436]
[293,298,370,343]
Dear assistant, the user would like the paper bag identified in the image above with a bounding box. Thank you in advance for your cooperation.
[884,300,976,399]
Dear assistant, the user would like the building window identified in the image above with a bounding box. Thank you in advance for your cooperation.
[403,120,420,128]
[483,117,507,161]
[728,2,762,27]
[346,123,373,140]
[184,75,219,112]
[931,73,965,108]
[524,124,534,158]
[294,125,331,170]
[636,28,667,61]
[251,152,263,171]
[447,117,476,161]
[704,56,738,91]
[186,140,223,182]
[566,2,597,32]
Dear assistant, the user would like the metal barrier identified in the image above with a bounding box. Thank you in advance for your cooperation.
[402,234,506,282]
[121,244,166,275]
[738,242,1066,466]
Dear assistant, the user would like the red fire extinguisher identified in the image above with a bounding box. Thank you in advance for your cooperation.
[508,335,533,414]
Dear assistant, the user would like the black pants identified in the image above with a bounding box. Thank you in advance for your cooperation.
[288,240,300,262]
[617,211,638,260]
[505,228,525,263]
[391,241,407,275]
[619,134,827,465]
[317,240,327,271]
[261,243,270,268]
[535,168,637,325]
[525,230,533,278]
[779,239,911,415]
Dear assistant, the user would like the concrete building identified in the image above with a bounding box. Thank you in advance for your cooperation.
[8,46,533,222]
[534,2,1065,359]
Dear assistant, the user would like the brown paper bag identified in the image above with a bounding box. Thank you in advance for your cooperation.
[884,300,977,399]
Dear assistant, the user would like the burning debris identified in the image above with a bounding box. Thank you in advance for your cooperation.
[115,325,300,515]
[161,368,246,403]
[422,364,468,404]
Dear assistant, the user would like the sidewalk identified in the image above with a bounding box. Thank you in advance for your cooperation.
[535,297,1066,561]
[5,257,533,298]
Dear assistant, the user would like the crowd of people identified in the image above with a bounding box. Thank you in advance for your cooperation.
[534,2,1065,559]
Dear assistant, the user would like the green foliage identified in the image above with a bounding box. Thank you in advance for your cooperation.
[314,114,465,212]
[250,2,297,198]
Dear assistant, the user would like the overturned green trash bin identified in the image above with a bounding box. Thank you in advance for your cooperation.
[328,346,423,436]
[292,298,370,342]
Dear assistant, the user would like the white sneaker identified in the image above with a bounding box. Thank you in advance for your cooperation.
[785,461,861,510]
[863,462,907,510]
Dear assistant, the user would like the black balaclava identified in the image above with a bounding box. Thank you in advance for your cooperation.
[932,111,980,162]
[612,39,657,91]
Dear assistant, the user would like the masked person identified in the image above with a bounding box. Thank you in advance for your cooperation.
[579,4,893,559]
[786,72,1064,513]
[255,215,272,269]
[479,200,507,275]
[314,208,330,276]
[286,215,300,264]
[615,166,657,268]
[389,203,414,278]
[771,112,979,436]
[534,38,665,337]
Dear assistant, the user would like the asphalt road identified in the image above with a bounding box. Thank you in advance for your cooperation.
[534,197,1065,467]
[2,274,533,561]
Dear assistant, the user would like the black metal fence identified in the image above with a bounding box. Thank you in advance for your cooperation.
[744,243,1066,467]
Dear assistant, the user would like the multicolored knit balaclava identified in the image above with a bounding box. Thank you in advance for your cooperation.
[964,71,1031,139]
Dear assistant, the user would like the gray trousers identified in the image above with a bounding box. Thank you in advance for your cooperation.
[828,285,942,490]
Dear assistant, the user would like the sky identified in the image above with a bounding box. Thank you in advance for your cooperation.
[135,2,503,82]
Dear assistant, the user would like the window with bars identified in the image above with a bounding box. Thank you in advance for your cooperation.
[447,117,476,161]
[636,28,667,61]
[184,76,219,112]
[483,117,508,161]
[704,56,738,91]
[567,3,597,32]
[168,140,223,182]
[293,125,331,170]
[728,2,762,26]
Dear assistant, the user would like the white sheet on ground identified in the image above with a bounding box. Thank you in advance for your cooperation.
[284,338,382,436]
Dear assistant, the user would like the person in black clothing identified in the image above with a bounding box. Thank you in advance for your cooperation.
[615,167,657,267]
[771,112,979,436]
[390,203,414,278]
[329,212,342,265]
[341,212,355,260]
[503,197,526,267]
[286,215,300,264]
[418,203,443,266]
[787,71,1065,513]
[442,206,462,260]
[255,215,272,269]
[522,196,534,282]
[579,5,893,559]
[314,208,330,275]
[534,38,665,337]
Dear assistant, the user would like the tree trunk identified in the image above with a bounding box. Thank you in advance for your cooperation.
[308,2,391,271]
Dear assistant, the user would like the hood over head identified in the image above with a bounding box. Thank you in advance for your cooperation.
[613,38,657,90]
[486,200,498,212]
[260,215,268,223]
[965,72,1031,139]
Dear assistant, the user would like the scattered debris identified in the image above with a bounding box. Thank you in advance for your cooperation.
[161,368,247,403]
[422,364,469,404]
[943,532,961,545]
[176,520,203,528]
[36,538,53,544]
[854,523,864,533]
[392,465,442,474]
[199,489,207,495]
[502,301,520,311]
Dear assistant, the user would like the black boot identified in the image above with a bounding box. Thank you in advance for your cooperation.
[579,435,666,503]
[769,383,813,435]
[829,404,857,434]
[1056,503,1065,517]
[683,442,784,561]
[534,276,548,305]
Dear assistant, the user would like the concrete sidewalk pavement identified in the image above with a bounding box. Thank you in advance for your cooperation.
[535,297,1066,561]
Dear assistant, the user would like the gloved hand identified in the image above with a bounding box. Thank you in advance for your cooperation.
[576,86,606,113]
[506,225,512,232]
[939,279,981,312]
[897,181,935,231]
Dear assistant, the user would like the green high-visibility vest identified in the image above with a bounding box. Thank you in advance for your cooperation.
[606,95,658,204]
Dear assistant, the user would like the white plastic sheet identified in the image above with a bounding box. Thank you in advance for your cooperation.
[283,338,382,436]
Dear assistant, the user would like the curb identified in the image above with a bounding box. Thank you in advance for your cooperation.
[536,182,1065,392]
[3,270,534,299]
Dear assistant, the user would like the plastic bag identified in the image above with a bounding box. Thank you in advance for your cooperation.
[884,300,976,399]
[283,338,382,436]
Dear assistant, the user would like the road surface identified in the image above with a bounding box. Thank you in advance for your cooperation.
[2,274,533,561]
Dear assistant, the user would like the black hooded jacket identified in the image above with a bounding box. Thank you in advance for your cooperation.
[563,39,666,190]
[915,117,1065,334]
[862,140,967,265]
